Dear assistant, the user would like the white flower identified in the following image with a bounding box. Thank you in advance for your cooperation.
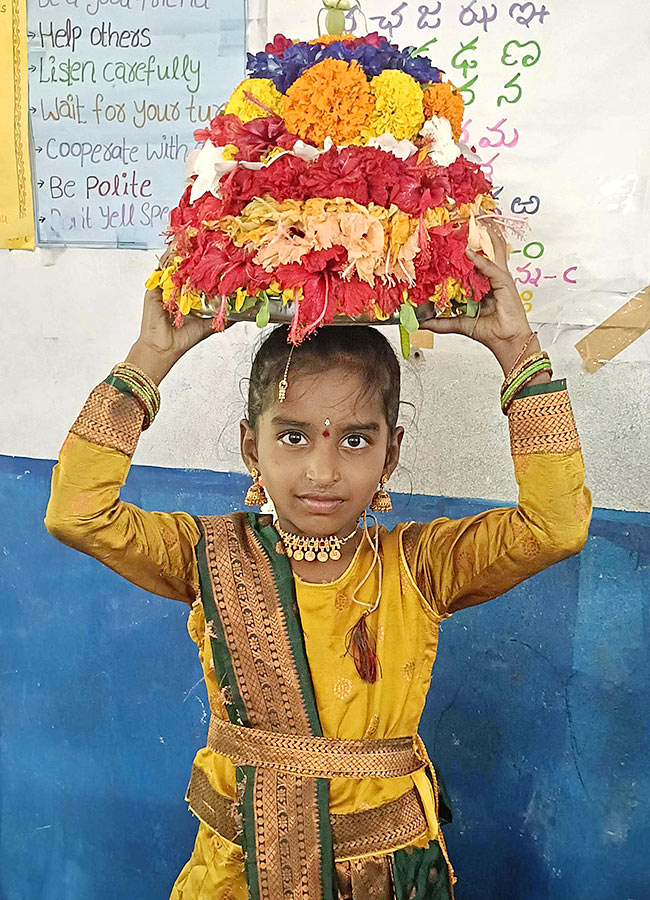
[420,116,461,166]
[458,141,482,164]
[367,132,418,160]
[291,139,324,162]
[188,140,238,203]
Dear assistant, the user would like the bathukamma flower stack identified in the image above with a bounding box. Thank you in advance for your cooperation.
[146,30,504,352]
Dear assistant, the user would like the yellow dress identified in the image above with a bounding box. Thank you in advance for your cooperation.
[44,378,592,899]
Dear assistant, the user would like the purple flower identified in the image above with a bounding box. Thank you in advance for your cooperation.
[398,49,443,83]
[245,37,443,92]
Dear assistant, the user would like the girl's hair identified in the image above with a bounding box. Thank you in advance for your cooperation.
[247,325,401,431]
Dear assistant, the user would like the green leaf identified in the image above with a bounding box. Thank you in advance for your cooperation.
[464,298,481,317]
[256,295,270,328]
[399,324,411,359]
[240,293,258,312]
[399,302,420,334]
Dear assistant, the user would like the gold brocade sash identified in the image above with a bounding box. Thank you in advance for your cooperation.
[186,761,430,860]
[192,513,455,898]
[205,714,426,779]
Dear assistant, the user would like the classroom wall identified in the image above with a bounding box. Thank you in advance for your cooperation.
[1,246,649,900]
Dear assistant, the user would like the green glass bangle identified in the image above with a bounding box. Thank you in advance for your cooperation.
[501,359,553,409]
[500,352,550,400]
[111,363,161,412]
[112,367,160,415]
[113,370,158,413]
[105,373,154,428]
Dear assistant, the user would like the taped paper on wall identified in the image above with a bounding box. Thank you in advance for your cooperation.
[575,285,650,373]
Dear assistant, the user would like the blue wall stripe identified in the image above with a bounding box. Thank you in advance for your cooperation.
[1,454,648,900]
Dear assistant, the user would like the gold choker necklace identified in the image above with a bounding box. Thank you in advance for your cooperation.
[276,525,358,562]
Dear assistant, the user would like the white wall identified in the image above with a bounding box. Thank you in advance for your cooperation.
[2,246,648,512]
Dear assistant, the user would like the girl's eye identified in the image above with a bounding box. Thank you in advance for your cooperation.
[342,434,369,449]
[280,432,307,446]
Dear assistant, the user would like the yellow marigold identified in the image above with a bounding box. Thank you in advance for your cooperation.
[362,70,424,143]
[222,144,239,160]
[283,58,375,148]
[422,81,464,141]
[225,78,284,123]
[309,32,357,44]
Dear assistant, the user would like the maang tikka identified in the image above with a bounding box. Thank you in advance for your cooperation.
[278,345,295,403]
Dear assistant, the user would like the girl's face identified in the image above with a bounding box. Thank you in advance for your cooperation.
[241,366,403,536]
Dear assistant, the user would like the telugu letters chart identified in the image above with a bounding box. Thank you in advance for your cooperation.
[27,0,245,247]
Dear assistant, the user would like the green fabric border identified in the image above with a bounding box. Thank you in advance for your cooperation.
[516,377,567,399]
[246,513,336,900]
[238,765,260,900]
[247,513,322,733]
[392,838,452,899]
[103,374,137,398]
[191,516,248,726]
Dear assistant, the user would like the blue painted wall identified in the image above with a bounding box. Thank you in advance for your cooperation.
[1,454,648,900]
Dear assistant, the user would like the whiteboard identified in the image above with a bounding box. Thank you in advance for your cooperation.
[26,0,246,248]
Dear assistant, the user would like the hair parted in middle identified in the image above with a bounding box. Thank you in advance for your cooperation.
[247,325,402,431]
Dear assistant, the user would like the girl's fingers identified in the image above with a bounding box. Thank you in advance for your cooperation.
[482,218,509,270]
[465,246,508,282]
[418,315,470,335]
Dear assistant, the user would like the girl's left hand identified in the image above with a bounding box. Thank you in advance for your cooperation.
[418,218,532,353]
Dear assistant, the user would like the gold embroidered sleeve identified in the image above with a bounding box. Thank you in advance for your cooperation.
[70,381,145,457]
[405,380,592,617]
[45,383,200,603]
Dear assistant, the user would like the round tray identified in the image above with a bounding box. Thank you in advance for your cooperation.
[188,297,469,325]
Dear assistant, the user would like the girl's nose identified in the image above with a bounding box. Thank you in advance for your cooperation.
[304,442,340,487]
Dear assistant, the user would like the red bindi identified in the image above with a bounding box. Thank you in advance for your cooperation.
[322,430,330,438]
[322,417,331,438]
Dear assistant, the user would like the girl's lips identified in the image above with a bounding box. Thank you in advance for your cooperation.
[297,495,345,514]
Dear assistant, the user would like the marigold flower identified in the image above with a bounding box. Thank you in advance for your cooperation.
[422,80,464,141]
[283,58,375,148]
[363,70,424,143]
[225,78,284,123]
[309,32,357,45]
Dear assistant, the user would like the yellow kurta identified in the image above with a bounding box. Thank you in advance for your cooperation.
[44,378,592,899]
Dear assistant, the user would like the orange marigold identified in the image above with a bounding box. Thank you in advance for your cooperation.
[422,80,464,141]
[309,32,357,44]
[283,58,375,148]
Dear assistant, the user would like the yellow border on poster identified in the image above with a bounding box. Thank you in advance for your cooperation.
[0,0,35,250]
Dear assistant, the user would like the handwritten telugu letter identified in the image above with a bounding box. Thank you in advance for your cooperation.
[27,0,245,248]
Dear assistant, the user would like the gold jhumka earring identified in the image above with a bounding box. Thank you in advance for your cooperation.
[244,468,267,506]
[370,475,392,512]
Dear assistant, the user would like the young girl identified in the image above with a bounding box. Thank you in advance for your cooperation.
[45,221,592,900]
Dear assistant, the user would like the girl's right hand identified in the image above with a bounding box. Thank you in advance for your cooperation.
[126,249,233,385]
[137,283,215,360]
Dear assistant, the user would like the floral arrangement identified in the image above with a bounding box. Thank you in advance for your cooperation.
[146,30,514,354]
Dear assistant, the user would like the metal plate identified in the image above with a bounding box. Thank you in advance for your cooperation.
[188,297,465,325]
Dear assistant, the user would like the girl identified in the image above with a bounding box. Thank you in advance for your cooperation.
[45,221,592,900]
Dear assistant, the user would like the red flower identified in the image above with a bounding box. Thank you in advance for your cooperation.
[411,221,491,306]
[174,231,271,297]
[274,246,347,341]
[193,113,305,163]
[265,33,294,57]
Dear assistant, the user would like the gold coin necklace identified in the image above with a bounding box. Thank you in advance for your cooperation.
[276,525,358,562]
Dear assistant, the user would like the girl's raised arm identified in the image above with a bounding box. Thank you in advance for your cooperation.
[44,261,225,604]
[406,220,592,617]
